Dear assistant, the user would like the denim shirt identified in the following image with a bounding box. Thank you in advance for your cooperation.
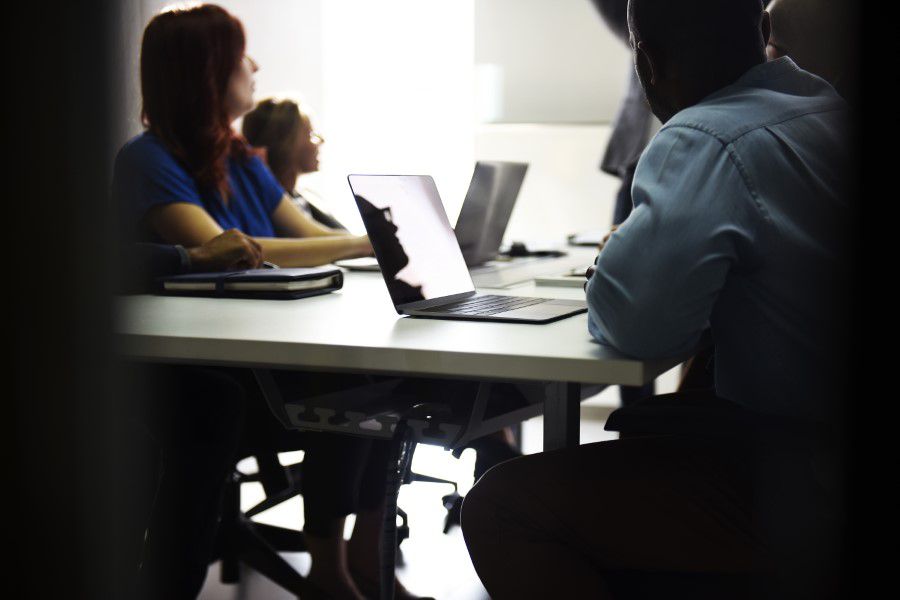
[586,58,851,420]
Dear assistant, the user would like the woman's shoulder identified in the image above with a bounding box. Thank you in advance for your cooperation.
[115,131,188,177]
[232,145,285,211]
[237,147,282,187]
[117,131,171,161]
[113,131,203,212]
[239,146,270,173]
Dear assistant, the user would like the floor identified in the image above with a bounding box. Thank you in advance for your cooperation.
[198,371,678,599]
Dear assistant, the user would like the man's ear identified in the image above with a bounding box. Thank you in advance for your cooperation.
[761,10,771,48]
[635,40,657,86]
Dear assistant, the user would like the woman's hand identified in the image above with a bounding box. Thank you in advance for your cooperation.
[352,235,374,258]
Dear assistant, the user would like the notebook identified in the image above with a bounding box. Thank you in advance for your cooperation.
[158,266,343,300]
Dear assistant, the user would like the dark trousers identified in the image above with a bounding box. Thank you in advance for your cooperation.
[301,432,392,537]
[137,366,246,600]
[461,429,838,599]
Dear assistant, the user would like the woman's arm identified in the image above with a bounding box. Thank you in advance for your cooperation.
[146,202,225,246]
[271,195,343,237]
[146,202,371,267]
[253,234,371,267]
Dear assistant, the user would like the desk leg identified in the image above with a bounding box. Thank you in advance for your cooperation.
[543,382,581,451]
[381,422,415,600]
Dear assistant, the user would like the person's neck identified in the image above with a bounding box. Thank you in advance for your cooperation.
[278,169,300,195]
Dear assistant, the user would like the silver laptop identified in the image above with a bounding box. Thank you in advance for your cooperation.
[454,161,528,267]
[348,174,587,324]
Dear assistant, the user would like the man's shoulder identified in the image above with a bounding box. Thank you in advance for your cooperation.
[664,59,848,145]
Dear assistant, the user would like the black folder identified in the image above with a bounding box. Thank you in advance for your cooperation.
[157,266,343,300]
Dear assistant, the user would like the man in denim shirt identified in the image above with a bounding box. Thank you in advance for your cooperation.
[587,3,849,421]
[463,1,851,597]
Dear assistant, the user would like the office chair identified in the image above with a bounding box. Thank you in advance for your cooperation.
[215,437,457,595]
[441,430,523,533]
[215,448,310,595]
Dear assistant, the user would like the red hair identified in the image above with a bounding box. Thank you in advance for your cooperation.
[140,4,252,198]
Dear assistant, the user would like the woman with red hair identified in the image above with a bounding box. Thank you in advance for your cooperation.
[115,5,431,600]
[115,4,371,264]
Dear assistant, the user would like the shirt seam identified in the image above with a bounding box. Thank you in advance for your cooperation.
[655,124,773,270]
[664,104,844,145]
[655,123,772,224]
[729,105,845,143]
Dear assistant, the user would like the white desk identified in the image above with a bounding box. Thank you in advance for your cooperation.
[117,249,681,450]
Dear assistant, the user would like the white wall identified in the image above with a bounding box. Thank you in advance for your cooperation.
[312,0,475,231]
[218,0,324,110]
[476,124,620,243]
[475,0,632,124]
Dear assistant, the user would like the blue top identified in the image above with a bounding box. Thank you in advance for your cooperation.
[114,132,285,240]
[586,58,850,420]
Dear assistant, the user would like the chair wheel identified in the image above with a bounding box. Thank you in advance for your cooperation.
[442,492,463,533]
[397,523,410,545]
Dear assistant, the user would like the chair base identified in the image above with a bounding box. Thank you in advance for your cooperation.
[216,473,309,595]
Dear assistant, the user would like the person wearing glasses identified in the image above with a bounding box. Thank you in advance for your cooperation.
[115,5,430,599]
[242,97,347,230]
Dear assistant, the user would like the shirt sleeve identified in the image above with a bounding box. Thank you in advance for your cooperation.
[120,243,183,294]
[113,135,205,226]
[585,125,763,359]
[247,154,286,215]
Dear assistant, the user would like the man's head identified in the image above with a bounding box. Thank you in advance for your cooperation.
[766,0,856,103]
[627,0,769,122]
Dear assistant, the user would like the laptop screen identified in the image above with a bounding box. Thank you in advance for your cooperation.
[455,161,528,266]
[349,175,475,307]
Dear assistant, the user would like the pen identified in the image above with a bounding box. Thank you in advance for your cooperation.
[262,261,280,269]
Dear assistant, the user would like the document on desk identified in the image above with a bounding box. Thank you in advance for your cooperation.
[471,257,589,289]
[534,275,588,288]
[568,229,605,246]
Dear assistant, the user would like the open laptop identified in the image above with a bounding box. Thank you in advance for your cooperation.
[348,174,587,324]
[337,161,528,271]
[454,161,528,267]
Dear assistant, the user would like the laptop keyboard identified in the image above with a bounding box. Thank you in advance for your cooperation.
[422,295,548,316]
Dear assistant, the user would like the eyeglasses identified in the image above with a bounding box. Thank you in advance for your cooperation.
[242,55,259,71]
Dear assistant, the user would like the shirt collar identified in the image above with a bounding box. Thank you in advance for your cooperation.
[698,57,801,106]
[732,56,801,88]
